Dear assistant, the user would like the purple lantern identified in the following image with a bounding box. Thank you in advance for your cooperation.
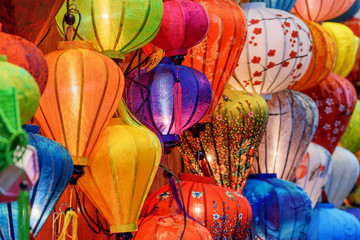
[345,207,360,222]
[125,57,212,144]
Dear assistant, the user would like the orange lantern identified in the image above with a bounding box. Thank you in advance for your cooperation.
[290,20,335,91]
[35,41,124,165]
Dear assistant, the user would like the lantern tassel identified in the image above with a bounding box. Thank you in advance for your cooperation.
[174,77,182,135]
[58,208,78,240]
[18,182,30,240]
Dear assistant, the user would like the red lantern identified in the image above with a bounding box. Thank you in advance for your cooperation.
[142,174,252,240]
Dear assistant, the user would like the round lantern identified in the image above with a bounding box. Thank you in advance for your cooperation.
[250,89,319,180]
[292,0,356,22]
[293,143,332,207]
[243,173,312,240]
[34,41,124,165]
[56,0,163,60]
[142,174,252,240]
[79,113,162,235]
[345,207,360,222]
[125,57,212,143]
[302,72,357,154]
[0,30,48,94]
[340,101,360,153]
[322,22,358,78]
[247,0,296,12]
[134,208,213,240]
[289,20,335,91]
[178,88,269,190]
[0,56,40,125]
[324,146,360,208]
[330,0,360,22]
[308,203,360,239]
[151,0,209,58]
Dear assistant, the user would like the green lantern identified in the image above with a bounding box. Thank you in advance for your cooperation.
[340,100,360,153]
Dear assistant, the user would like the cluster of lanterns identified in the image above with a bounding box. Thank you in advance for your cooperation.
[1,0,360,240]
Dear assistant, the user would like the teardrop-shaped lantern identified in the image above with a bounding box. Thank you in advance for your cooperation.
[324,146,360,208]
[340,101,360,153]
[34,41,124,165]
[250,89,319,180]
[243,173,312,240]
[294,143,332,207]
[178,88,269,190]
[231,3,313,94]
[247,0,296,12]
[302,72,357,154]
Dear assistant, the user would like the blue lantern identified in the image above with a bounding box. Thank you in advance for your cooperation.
[249,0,296,11]
[330,0,360,22]
[308,203,360,239]
[243,173,313,240]
[0,125,73,239]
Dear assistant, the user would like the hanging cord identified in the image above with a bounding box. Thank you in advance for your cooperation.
[57,186,78,240]
[62,0,87,41]
[174,66,182,135]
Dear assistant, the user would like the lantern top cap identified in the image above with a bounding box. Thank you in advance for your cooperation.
[315,203,335,209]
[240,2,266,10]
[56,41,94,51]
[247,173,277,180]
[179,173,216,185]
[0,55,7,62]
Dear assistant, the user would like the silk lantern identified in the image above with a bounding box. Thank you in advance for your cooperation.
[294,143,333,207]
[289,20,336,91]
[292,0,356,22]
[245,0,296,12]
[324,146,360,208]
[142,174,252,240]
[56,0,163,60]
[0,29,48,94]
[243,174,312,240]
[231,3,312,95]
[322,22,358,78]
[330,0,360,22]
[250,89,319,180]
[308,203,360,240]
[344,18,360,85]
[178,88,269,190]
[345,207,360,222]
[302,72,357,154]
[125,57,212,143]
[340,101,360,153]
[78,104,162,235]
[34,41,124,165]
[151,0,209,58]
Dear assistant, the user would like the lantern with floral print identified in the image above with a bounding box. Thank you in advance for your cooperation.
[178,88,269,190]
[250,89,319,180]
[141,174,252,240]
[230,2,312,95]
[302,72,357,155]
[340,101,360,153]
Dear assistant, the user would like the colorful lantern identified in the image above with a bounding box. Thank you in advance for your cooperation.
[151,0,209,58]
[322,22,358,78]
[125,57,212,143]
[231,3,312,95]
[250,89,319,180]
[293,143,332,207]
[344,18,360,85]
[243,173,312,240]
[324,146,360,208]
[330,0,360,22]
[308,203,360,239]
[246,0,296,12]
[302,72,357,154]
[142,174,252,240]
[340,101,360,153]
[289,20,335,91]
[56,0,163,60]
[34,41,124,165]
[178,88,269,190]
[345,207,360,222]
[292,0,356,22]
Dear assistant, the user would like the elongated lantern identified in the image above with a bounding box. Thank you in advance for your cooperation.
[56,0,163,60]
[178,88,269,190]
[35,41,124,165]
[302,72,357,154]
[247,0,296,12]
[231,3,312,94]
[250,89,319,180]
[293,143,332,207]
[340,101,360,153]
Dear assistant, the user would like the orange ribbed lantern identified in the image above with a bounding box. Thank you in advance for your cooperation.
[290,20,335,91]
[35,41,124,165]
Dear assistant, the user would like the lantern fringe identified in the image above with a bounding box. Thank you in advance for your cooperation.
[174,74,182,135]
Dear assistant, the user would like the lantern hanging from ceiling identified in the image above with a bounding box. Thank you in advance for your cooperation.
[322,22,358,78]
[302,72,357,155]
[289,20,335,91]
[142,173,252,240]
[34,41,124,165]
[330,0,360,22]
[124,57,212,144]
[340,101,360,153]
[292,0,356,22]
[293,142,333,207]
[324,146,360,208]
[230,2,312,95]
[345,207,360,222]
[307,203,360,240]
[178,88,269,190]
[246,0,296,12]
[243,173,312,240]
[250,89,319,180]
[56,0,163,60]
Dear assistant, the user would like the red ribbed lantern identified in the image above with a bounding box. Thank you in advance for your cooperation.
[344,18,360,85]
[142,174,252,239]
